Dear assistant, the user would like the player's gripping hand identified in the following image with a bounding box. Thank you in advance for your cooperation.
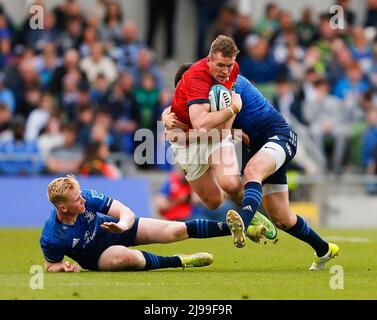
[163,112,189,130]
[101,221,129,233]
[63,261,81,273]
[230,91,242,113]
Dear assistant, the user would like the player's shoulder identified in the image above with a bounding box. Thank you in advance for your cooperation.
[81,189,106,201]
[40,210,65,245]
[186,58,210,79]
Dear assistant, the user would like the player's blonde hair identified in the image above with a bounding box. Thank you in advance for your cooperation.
[209,35,239,58]
[47,174,80,206]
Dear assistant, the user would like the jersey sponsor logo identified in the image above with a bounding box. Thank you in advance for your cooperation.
[217,222,224,230]
[83,228,97,247]
[85,211,95,223]
[72,238,80,248]
[269,135,280,140]
[90,189,104,200]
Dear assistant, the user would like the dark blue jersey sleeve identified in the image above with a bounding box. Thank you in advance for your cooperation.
[40,237,65,263]
[81,189,113,214]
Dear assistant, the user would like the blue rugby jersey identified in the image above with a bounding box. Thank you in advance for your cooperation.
[233,75,290,146]
[40,189,116,266]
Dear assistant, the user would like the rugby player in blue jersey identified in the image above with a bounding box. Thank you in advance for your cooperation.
[164,64,339,270]
[40,175,248,272]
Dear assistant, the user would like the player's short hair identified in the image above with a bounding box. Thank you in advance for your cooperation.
[208,35,239,58]
[47,174,80,206]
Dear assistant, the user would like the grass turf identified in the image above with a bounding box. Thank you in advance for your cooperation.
[0,228,376,300]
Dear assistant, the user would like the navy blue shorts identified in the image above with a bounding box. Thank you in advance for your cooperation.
[241,130,297,185]
[77,218,140,271]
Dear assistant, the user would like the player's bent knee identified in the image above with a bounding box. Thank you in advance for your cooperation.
[221,179,242,197]
[167,223,188,242]
[272,213,296,230]
[201,193,223,210]
[112,250,145,270]
[243,165,262,181]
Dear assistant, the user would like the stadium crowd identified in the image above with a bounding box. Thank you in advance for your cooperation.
[0,0,376,189]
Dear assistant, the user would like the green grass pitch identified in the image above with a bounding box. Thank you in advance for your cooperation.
[1,228,376,300]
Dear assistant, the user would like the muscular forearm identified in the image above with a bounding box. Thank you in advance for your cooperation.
[195,106,235,131]
[118,206,136,230]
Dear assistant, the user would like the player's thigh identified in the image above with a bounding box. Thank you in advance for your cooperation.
[135,218,188,245]
[262,190,296,229]
[188,167,224,209]
[209,145,242,192]
[98,245,145,271]
[244,150,276,182]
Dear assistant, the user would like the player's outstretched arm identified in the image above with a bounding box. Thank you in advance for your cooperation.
[101,199,136,233]
[44,260,81,273]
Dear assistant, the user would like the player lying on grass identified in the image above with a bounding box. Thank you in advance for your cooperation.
[41,175,262,272]
[164,64,339,270]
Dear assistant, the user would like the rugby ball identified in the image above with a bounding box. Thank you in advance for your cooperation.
[208,84,232,112]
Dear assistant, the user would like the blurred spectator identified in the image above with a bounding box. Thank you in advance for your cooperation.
[362,107,377,194]
[37,115,64,160]
[239,35,287,84]
[367,42,377,89]
[34,42,62,90]
[0,115,44,175]
[333,62,370,121]
[296,6,317,47]
[106,71,139,154]
[0,35,12,70]
[350,27,374,73]
[127,48,164,90]
[273,76,305,125]
[25,92,56,141]
[75,104,94,147]
[303,79,350,174]
[194,0,227,59]
[25,11,59,52]
[45,122,83,174]
[0,103,11,142]
[134,72,160,132]
[0,72,15,114]
[334,0,356,28]
[254,2,280,39]
[53,0,82,32]
[79,141,121,179]
[56,15,83,53]
[361,107,377,168]
[79,26,99,58]
[80,42,118,87]
[90,107,120,152]
[49,48,87,97]
[154,169,193,221]
[146,0,176,60]
[99,0,124,44]
[365,0,377,27]
[114,21,147,69]
[212,5,238,40]
[233,14,254,60]
[327,38,354,88]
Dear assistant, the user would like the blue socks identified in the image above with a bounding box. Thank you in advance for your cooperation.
[185,219,231,238]
[239,181,263,228]
[141,251,182,270]
[286,215,329,257]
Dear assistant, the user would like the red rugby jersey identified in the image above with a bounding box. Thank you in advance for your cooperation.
[171,58,239,129]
